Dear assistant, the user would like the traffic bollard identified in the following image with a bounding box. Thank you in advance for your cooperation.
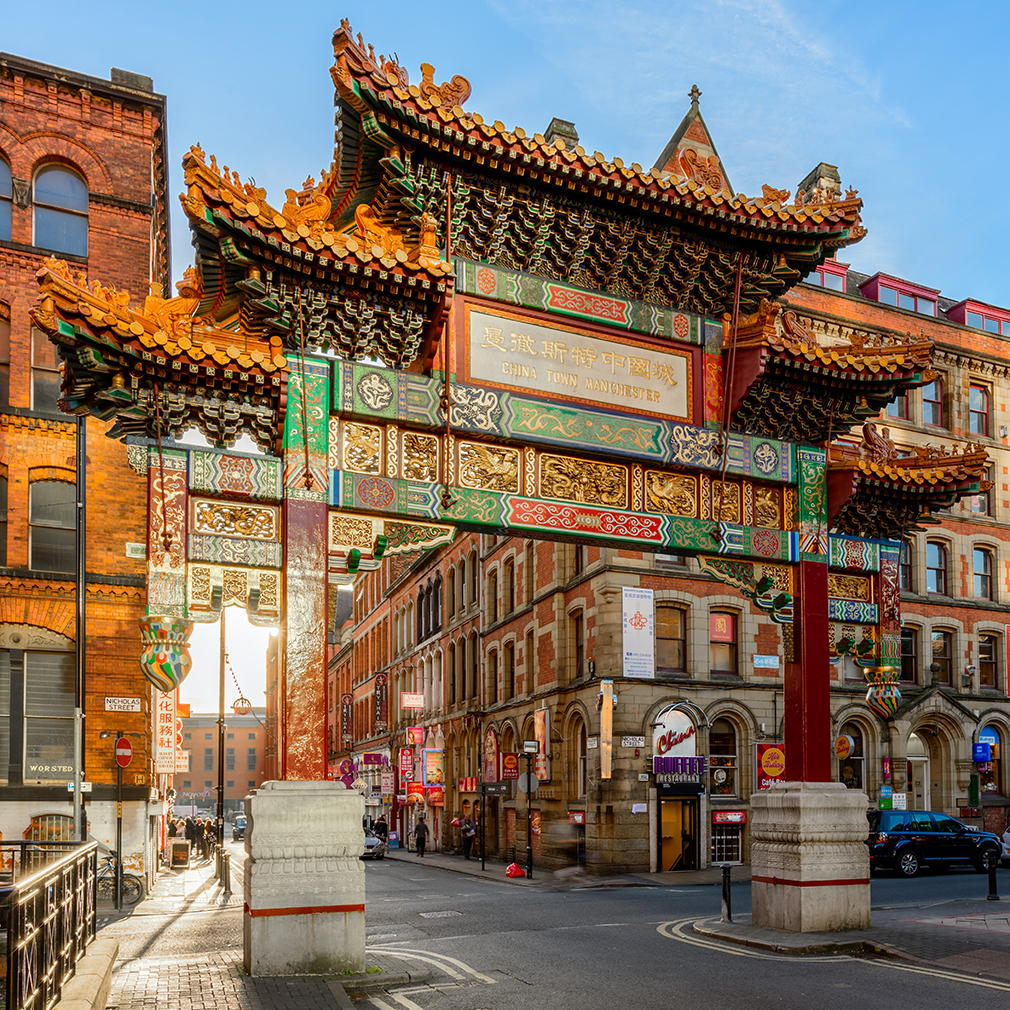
[721,864,732,922]
[988,861,1000,901]
[222,852,232,895]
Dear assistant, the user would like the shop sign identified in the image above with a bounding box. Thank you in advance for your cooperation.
[375,673,388,730]
[341,693,353,741]
[973,742,992,763]
[710,613,735,643]
[406,780,424,803]
[422,749,444,786]
[400,748,414,781]
[652,708,696,756]
[176,750,190,773]
[502,753,519,779]
[426,785,445,806]
[587,736,599,749]
[381,772,395,794]
[401,692,424,710]
[458,777,479,793]
[622,587,655,679]
[534,753,548,780]
[406,726,424,745]
[713,811,746,824]
[653,755,705,782]
[363,752,384,766]
[753,655,780,669]
[834,735,854,760]
[756,743,786,790]
[155,690,176,773]
[568,810,586,825]
[484,728,500,782]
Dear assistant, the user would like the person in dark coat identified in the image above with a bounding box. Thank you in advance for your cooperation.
[414,816,429,857]
[374,815,388,842]
[461,815,476,860]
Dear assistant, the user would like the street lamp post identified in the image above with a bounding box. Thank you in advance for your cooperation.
[217,606,226,854]
[523,741,537,879]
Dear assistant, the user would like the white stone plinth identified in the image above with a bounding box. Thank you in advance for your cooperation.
[243,780,365,976]
[750,781,870,933]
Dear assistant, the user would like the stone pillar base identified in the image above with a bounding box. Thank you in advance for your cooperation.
[750,781,870,933]
[243,780,365,976]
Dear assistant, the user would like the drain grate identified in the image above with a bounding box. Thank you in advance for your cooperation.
[419,910,463,918]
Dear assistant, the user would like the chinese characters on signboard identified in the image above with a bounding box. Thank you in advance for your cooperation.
[341,693,353,742]
[374,673,388,731]
[623,587,655,679]
[155,690,176,773]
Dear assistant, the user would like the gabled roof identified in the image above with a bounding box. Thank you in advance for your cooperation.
[651,85,735,197]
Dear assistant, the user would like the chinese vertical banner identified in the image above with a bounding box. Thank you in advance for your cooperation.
[374,673,388,730]
[341,693,353,742]
[400,747,414,782]
[155,691,176,773]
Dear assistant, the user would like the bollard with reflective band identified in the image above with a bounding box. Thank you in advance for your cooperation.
[988,862,1000,901]
[721,864,733,922]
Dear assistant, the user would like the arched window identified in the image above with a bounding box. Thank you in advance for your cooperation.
[0,312,9,410]
[447,569,455,619]
[469,551,479,605]
[980,633,999,690]
[837,722,864,790]
[416,591,425,641]
[470,632,479,699]
[525,629,535,694]
[930,630,953,685]
[486,649,498,703]
[0,474,6,567]
[570,609,584,680]
[34,166,88,257]
[30,479,75,573]
[710,611,738,676]
[656,605,687,676]
[709,719,737,796]
[448,643,456,706]
[974,547,994,600]
[900,626,919,683]
[488,570,498,623]
[925,542,947,595]
[524,542,534,604]
[575,719,587,797]
[979,726,1002,795]
[970,384,991,437]
[898,540,913,592]
[504,642,515,700]
[0,159,11,241]
[921,377,944,428]
[503,559,514,616]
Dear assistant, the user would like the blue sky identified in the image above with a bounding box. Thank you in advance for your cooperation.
[7,0,1007,709]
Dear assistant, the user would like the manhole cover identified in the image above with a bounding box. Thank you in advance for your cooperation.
[419,910,463,918]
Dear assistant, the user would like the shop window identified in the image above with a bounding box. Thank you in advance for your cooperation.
[0,315,9,410]
[32,327,61,413]
[921,379,944,428]
[0,159,11,241]
[711,824,742,863]
[970,384,991,437]
[34,166,88,257]
[972,466,993,516]
[979,726,1002,794]
[900,627,919,683]
[979,634,999,689]
[656,605,687,675]
[0,650,75,785]
[837,722,864,790]
[709,612,738,676]
[925,541,947,595]
[709,718,737,796]
[898,540,913,592]
[30,479,75,573]
[931,630,953,685]
[974,547,994,600]
[887,392,908,420]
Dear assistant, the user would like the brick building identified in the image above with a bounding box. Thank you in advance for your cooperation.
[0,52,169,878]
[330,244,1010,874]
[177,710,269,817]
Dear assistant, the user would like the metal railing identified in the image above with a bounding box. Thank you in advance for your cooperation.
[1,842,98,1010]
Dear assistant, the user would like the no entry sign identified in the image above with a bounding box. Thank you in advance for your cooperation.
[115,737,133,768]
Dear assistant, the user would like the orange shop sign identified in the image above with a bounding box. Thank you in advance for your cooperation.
[756,743,786,790]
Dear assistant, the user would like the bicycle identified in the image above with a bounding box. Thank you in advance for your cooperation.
[96,850,144,905]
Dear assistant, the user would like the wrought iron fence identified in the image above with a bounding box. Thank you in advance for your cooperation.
[1,841,98,1010]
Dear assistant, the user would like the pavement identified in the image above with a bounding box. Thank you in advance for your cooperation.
[98,847,1010,1009]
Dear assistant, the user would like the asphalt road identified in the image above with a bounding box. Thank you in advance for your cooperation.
[98,844,1010,1010]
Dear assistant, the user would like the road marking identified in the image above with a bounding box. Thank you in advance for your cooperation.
[367,950,465,980]
[659,919,1010,991]
[369,945,496,984]
[387,993,427,1010]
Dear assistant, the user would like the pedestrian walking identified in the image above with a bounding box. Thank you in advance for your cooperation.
[374,815,388,843]
[461,815,476,860]
[414,815,428,857]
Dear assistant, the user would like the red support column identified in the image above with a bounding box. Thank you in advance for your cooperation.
[784,559,831,782]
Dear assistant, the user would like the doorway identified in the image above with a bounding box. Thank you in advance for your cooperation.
[659,798,698,871]
[907,732,930,810]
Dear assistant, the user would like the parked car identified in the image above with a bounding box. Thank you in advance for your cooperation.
[232,815,247,841]
[1001,826,1010,866]
[362,829,386,860]
[867,809,1001,877]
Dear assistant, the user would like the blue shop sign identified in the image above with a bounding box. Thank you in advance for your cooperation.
[973,742,992,763]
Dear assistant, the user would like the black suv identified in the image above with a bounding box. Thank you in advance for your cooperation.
[867,810,1001,877]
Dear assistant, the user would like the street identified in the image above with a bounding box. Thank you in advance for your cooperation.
[99,847,1010,1010]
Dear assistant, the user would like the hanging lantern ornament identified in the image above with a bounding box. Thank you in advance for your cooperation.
[232,697,253,716]
[139,616,194,692]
